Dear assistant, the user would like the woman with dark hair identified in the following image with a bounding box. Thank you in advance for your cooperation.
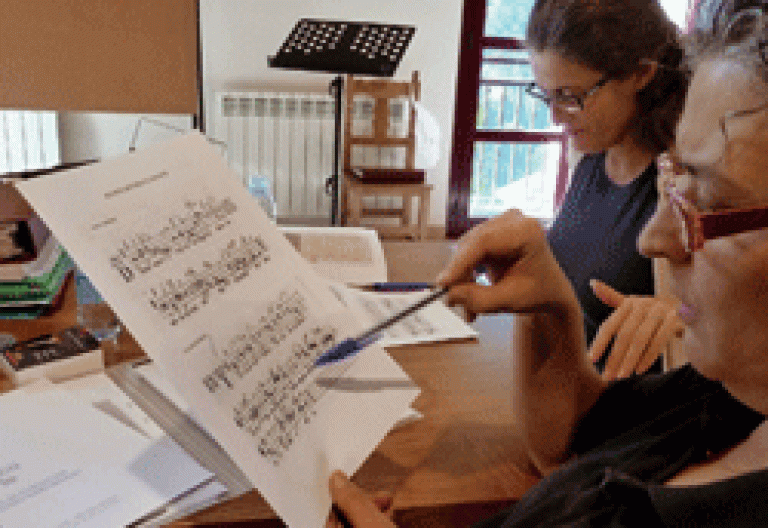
[327,5,768,526]
[524,0,689,378]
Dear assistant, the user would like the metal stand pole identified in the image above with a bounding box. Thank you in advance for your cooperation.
[325,75,344,225]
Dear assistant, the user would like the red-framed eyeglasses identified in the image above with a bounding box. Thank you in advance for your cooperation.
[662,177,768,253]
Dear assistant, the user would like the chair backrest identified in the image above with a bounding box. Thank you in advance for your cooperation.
[343,71,420,175]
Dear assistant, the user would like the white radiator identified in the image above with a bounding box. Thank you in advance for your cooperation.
[0,111,60,174]
[213,90,336,219]
[213,89,410,219]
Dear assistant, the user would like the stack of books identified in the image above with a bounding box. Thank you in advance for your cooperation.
[0,216,74,319]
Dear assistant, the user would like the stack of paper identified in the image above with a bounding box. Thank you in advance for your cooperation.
[0,374,224,527]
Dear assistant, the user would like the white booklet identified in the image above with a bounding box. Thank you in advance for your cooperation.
[327,281,478,347]
[16,133,419,528]
[0,377,219,528]
[280,226,388,285]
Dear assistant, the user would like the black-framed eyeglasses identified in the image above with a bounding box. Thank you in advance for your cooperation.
[524,74,612,114]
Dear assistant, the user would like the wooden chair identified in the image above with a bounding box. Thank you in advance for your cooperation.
[340,71,432,240]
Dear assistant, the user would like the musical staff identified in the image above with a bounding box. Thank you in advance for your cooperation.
[359,296,436,339]
[109,196,238,282]
[233,323,340,466]
[147,235,270,325]
[201,290,309,392]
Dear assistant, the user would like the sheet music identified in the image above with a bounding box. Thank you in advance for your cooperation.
[327,282,478,347]
[16,132,419,528]
[280,226,387,285]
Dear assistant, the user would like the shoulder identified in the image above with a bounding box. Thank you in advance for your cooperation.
[572,152,605,178]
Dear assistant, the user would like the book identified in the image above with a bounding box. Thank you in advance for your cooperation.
[0,326,103,386]
[0,233,64,282]
[280,226,388,285]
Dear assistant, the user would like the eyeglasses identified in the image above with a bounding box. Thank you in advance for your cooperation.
[524,74,611,114]
[710,101,768,166]
[658,101,768,253]
[659,155,768,253]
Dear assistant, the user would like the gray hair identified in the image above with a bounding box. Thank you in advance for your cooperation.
[689,2,768,85]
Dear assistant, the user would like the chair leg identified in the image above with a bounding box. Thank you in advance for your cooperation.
[417,188,430,241]
[349,186,363,227]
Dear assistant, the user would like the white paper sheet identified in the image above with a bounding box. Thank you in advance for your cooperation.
[0,385,215,528]
[16,133,419,528]
[327,282,478,347]
[280,226,388,285]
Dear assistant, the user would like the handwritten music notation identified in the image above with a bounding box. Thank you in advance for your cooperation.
[110,196,238,283]
[194,290,347,466]
[235,324,339,466]
[201,290,308,392]
[147,235,270,325]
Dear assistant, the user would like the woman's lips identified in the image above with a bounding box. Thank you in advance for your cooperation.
[678,303,697,324]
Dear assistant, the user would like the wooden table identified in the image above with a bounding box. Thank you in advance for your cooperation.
[0,241,540,526]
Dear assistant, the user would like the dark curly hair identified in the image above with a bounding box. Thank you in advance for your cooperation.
[525,0,689,155]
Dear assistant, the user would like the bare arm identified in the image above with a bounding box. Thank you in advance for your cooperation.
[436,210,605,473]
[514,312,604,474]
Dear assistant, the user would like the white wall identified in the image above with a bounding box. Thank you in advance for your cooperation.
[60,0,463,227]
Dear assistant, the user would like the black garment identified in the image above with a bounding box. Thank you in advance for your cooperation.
[475,365,766,527]
[547,153,658,347]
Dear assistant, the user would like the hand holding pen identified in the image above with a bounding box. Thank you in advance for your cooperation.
[435,209,581,320]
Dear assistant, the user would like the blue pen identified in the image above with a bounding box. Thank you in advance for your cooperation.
[371,282,433,292]
[315,286,449,367]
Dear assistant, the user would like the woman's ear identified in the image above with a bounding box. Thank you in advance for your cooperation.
[633,59,660,91]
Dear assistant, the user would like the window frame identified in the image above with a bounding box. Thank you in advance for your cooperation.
[447,0,569,238]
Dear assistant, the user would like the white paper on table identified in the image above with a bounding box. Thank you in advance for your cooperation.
[0,385,215,528]
[16,132,419,528]
[20,372,164,439]
[327,281,478,347]
[279,226,387,285]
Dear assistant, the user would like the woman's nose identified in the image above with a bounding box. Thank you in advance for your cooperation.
[638,200,690,264]
[550,105,569,125]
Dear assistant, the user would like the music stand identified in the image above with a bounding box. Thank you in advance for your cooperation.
[268,19,416,224]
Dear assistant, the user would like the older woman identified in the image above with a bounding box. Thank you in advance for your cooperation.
[327,6,768,527]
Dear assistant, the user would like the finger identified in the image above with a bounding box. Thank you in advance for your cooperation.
[601,300,648,380]
[589,279,626,309]
[436,232,487,288]
[588,305,631,364]
[635,309,683,373]
[612,301,669,379]
[467,277,543,315]
[329,472,395,527]
[436,210,528,288]
[373,492,394,514]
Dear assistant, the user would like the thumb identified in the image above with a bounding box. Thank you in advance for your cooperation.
[589,279,625,308]
[329,471,393,526]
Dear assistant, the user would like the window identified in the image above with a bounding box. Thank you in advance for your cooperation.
[447,0,694,238]
[447,0,565,237]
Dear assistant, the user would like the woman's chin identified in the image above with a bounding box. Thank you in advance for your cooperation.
[570,135,599,154]
[681,330,722,380]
